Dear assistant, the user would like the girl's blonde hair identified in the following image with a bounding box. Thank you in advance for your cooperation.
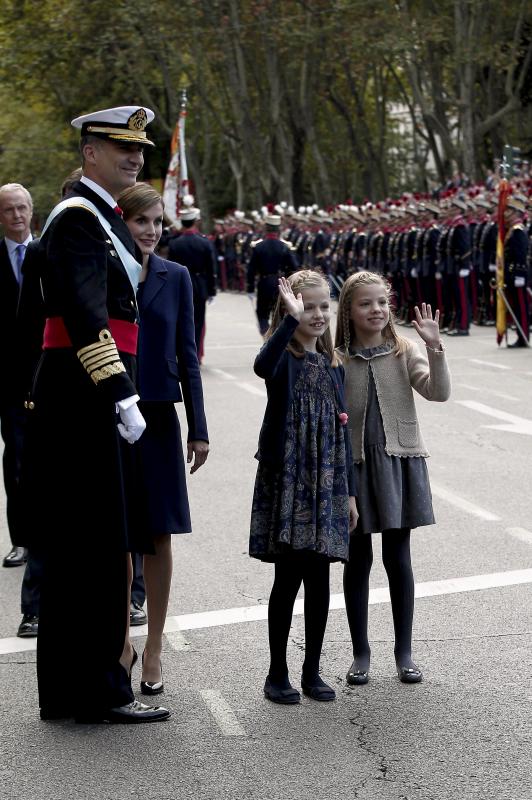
[267,269,339,367]
[335,271,410,357]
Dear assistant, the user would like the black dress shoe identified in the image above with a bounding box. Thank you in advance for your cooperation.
[129,601,147,626]
[507,339,528,348]
[17,614,39,638]
[301,676,336,701]
[397,666,423,684]
[75,700,170,724]
[346,661,369,686]
[3,546,27,568]
[263,676,301,705]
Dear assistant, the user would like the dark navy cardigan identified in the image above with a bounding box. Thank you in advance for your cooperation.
[253,314,357,496]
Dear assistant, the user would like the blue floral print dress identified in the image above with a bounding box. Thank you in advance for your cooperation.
[249,351,350,562]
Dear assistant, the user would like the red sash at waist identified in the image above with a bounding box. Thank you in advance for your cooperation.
[43,317,138,355]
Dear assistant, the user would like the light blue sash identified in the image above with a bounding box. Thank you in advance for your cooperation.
[41,197,142,293]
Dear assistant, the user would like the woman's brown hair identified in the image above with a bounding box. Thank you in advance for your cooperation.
[335,271,410,357]
[267,269,339,367]
[118,182,163,220]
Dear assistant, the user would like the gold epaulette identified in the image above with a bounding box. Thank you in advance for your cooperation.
[251,238,263,248]
[77,329,126,385]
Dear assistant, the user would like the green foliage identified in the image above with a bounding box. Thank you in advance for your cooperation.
[0,0,530,222]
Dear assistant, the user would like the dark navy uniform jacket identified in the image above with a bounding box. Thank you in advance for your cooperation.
[246,236,297,293]
[167,230,217,302]
[504,223,528,285]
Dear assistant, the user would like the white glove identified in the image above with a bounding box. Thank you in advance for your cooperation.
[117,402,146,444]
[514,276,526,288]
[459,268,470,278]
[410,267,418,278]
[435,271,442,280]
[489,263,497,272]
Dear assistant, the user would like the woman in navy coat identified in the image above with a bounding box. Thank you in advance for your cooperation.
[119,183,209,694]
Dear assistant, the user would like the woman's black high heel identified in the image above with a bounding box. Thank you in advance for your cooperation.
[141,651,164,695]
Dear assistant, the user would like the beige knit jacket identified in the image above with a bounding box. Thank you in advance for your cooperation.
[341,342,451,463]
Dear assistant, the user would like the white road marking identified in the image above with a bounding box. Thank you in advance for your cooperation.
[506,527,532,546]
[430,482,501,521]
[456,400,532,436]
[165,631,189,651]
[469,359,512,371]
[206,368,236,381]
[236,382,267,398]
[3,569,531,655]
[205,343,259,350]
[199,689,246,737]
[455,383,517,403]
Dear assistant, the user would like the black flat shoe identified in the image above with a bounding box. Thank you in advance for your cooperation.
[301,677,336,701]
[397,666,423,684]
[263,676,301,705]
[141,652,164,695]
[346,661,369,686]
[17,614,39,638]
[75,700,171,724]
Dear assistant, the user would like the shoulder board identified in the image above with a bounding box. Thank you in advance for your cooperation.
[251,238,263,248]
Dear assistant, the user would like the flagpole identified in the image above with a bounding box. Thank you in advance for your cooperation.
[178,89,189,205]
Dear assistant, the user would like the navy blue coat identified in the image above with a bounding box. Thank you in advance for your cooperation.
[137,253,208,442]
[254,314,356,495]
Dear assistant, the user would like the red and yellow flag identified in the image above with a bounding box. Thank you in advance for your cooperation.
[495,180,510,345]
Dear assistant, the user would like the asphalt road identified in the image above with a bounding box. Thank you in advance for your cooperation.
[0,292,531,800]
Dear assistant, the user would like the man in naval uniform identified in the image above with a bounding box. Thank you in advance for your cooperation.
[21,105,169,723]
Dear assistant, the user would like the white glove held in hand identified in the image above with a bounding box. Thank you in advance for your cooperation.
[117,402,146,444]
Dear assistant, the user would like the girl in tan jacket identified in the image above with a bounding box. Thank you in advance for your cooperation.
[336,271,451,685]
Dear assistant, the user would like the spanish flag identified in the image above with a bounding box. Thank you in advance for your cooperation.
[495,179,510,345]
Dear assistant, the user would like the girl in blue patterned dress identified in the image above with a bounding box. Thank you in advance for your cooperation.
[336,271,450,687]
[249,271,358,705]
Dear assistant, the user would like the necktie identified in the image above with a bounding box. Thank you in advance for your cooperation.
[114,205,123,217]
[14,244,26,284]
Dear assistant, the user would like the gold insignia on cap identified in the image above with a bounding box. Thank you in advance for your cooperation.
[128,108,148,131]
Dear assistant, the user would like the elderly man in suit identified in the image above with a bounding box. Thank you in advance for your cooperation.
[0,183,33,568]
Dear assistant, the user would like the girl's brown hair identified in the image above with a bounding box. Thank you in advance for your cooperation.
[118,182,164,220]
[335,271,410,357]
[267,269,339,367]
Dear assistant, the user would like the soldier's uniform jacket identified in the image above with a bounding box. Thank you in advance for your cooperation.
[168,230,217,302]
[246,235,297,293]
[447,216,472,276]
[504,223,529,286]
[421,224,441,278]
[478,220,497,277]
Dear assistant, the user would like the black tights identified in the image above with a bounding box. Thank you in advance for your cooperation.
[343,528,416,671]
[268,552,330,685]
